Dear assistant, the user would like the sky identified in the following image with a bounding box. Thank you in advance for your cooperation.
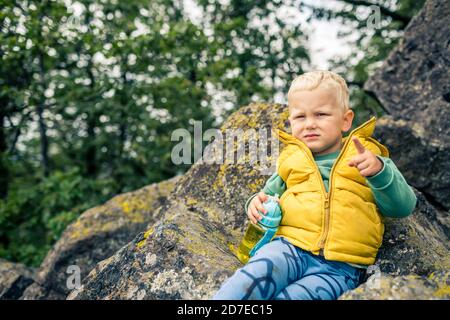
[307,15,353,70]
[289,0,354,71]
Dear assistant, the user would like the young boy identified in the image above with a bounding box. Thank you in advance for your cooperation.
[212,70,417,300]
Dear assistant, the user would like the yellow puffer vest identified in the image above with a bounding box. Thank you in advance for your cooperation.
[273,117,389,265]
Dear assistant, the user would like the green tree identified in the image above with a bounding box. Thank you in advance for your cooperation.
[303,0,426,125]
[197,0,310,119]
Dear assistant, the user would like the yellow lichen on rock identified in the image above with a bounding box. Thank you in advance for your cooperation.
[136,227,155,249]
[115,196,150,224]
[247,176,266,194]
[186,198,198,206]
[434,285,450,298]
[428,272,450,299]
[212,164,228,191]
[178,219,239,270]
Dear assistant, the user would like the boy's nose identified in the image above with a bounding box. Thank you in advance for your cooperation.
[305,118,317,129]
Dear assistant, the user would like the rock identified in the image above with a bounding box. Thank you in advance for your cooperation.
[67,101,449,300]
[20,176,180,300]
[374,116,450,213]
[67,102,288,299]
[340,271,450,300]
[0,258,36,300]
[365,0,450,209]
[67,203,241,300]
[365,0,450,142]
[376,189,449,277]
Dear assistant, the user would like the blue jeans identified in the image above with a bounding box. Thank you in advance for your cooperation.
[212,237,365,300]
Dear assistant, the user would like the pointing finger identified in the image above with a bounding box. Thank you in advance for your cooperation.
[352,137,366,154]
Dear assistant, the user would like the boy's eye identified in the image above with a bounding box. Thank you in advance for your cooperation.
[294,113,328,119]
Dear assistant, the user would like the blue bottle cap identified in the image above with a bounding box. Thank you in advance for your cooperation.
[258,194,282,229]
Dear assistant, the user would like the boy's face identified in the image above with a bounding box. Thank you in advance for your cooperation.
[288,86,354,156]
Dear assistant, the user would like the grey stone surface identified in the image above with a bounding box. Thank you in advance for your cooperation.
[0,258,35,300]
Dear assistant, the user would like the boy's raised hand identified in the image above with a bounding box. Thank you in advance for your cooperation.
[348,137,383,177]
[247,191,280,224]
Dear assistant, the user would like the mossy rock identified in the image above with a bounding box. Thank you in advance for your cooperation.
[340,271,449,300]
[20,176,180,299]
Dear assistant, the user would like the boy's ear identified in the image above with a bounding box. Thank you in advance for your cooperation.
[341,109,354,133]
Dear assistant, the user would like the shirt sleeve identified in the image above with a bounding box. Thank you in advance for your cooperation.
[366,156,417,218]
[244,173,286,213]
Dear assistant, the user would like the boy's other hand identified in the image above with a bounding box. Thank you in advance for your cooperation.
[348,137,383,177]
[247,192,280,224]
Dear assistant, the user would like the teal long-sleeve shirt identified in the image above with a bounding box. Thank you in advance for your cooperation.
[245,150,417,219]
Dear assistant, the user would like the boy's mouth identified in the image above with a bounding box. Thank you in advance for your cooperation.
[304,133,320,139]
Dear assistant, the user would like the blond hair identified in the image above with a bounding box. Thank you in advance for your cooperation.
[287,70,350,111]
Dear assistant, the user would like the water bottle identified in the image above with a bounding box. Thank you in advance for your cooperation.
[236,194,282,264]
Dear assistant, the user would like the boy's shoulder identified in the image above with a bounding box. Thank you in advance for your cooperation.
[277,144,302,167]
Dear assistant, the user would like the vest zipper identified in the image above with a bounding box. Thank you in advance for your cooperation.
[316,137,352,252]
[318,194,330,251]
[295,136,352,254]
